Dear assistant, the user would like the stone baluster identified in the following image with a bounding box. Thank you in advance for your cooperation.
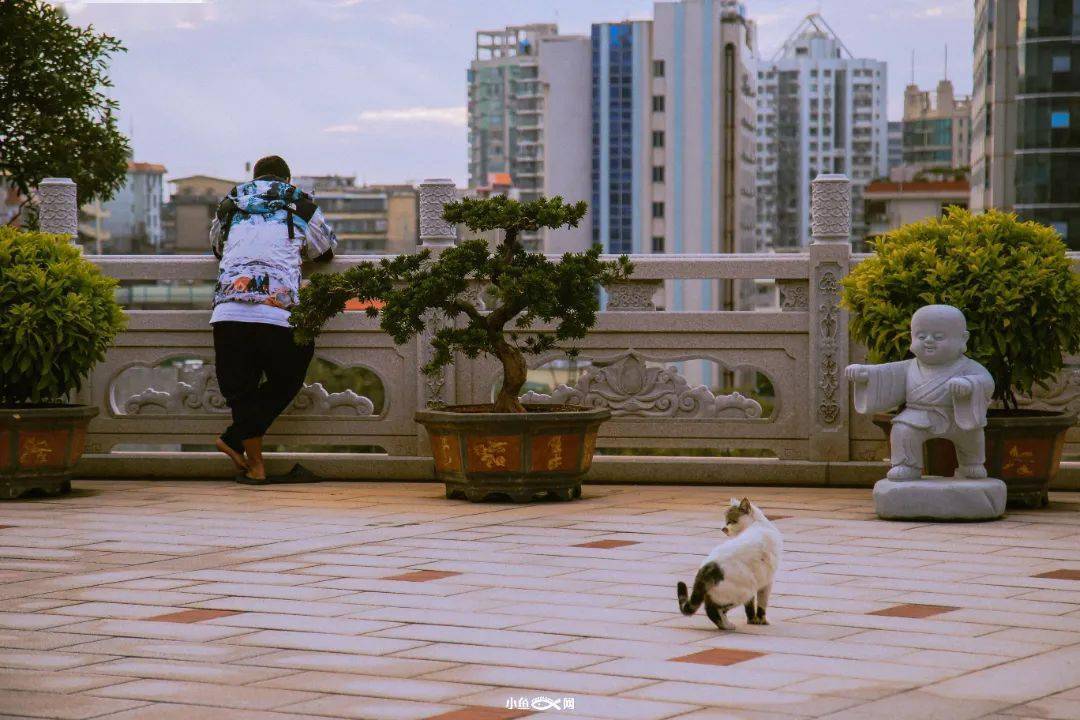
[807,174,852,462]
[418,178,458,252]
[37,178,78,243]
[416,180,459,452]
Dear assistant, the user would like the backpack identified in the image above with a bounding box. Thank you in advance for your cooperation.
[213,192,318,258]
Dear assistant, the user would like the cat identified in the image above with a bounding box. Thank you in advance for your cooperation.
[676,497,782,630]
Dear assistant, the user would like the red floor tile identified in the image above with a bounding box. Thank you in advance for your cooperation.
[383,570,462,582]
[670,648,766,666]
[574,540,640,549]
[868,603,958,619]
[1034,569,1080,581]
[145,609,242,623]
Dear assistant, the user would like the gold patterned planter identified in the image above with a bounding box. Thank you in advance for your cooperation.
[1,406,98,499]
[416,405,610,502]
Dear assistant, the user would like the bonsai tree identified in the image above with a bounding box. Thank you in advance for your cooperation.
[0,227,126,405]
[291,195,632,413]
[843,208,1080,410]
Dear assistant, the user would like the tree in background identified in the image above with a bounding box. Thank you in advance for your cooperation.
[0,0,130,224]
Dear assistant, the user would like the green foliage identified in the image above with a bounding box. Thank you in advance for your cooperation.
[0,227,126,404]
[842,208,1080,408]
[0,0,130,218]
[291,196,632,410]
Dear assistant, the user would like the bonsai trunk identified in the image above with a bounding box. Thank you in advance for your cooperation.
[493,338,527,414]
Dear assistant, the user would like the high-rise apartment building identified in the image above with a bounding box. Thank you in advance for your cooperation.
[100,161,166,253]
[755,14,888,250]
[972,0,1079,247]
[589,1,757,314]
[902,79,971,169]
[467,24,591,252]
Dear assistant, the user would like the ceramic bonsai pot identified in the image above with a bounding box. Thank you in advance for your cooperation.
[416,404,610,502]
[1,405,99,499]
[873,410,1075,508]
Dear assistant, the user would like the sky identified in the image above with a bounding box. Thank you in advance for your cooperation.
[57,0,974,189]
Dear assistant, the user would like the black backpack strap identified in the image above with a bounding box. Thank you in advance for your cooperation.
[214,197,238,257]
[285,207,295,240]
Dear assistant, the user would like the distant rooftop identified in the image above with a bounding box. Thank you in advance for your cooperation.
[774,13,853,61]
[128,161,167,174]
[475,23,558,61]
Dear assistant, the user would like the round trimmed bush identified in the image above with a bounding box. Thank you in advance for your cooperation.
[842,208,1080,409]
[0,227,126,405]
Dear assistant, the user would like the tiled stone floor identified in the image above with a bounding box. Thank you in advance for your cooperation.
[2,481,1080,720]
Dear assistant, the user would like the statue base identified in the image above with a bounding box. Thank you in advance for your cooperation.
[873,477,1007,521]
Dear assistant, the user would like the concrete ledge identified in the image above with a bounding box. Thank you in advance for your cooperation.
[74,453,1080,489]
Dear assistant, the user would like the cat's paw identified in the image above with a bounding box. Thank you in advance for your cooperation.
[747,615,769,625]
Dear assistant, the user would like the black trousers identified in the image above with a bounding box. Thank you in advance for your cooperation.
[213,321,314,452]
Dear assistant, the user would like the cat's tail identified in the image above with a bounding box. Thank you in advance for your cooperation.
[677,562,723,615]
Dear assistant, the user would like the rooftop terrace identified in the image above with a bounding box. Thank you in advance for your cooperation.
[3,481,1080,720]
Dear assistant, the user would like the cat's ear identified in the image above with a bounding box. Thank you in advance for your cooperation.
[729,497,740,507]
[739,497,752,513]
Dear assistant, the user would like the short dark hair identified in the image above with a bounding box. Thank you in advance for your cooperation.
[252,155,290,180]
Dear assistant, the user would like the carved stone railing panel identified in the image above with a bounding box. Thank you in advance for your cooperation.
[1018,365,1080,416]
[520,352,763,419]
[111,360,377,417]
[777,280,809,311]
[604,280,662,311]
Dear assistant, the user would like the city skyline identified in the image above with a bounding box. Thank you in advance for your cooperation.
[58,0,973,187]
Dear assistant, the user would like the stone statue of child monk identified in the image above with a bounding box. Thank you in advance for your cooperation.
[844,305,994,481]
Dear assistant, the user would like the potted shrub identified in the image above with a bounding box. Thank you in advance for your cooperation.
[0,227,126,498]
[292,195,632,501]
[844,208,1080,507]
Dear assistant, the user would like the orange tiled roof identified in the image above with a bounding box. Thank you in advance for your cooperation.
[128,161,167,174]
[344,298,385,311]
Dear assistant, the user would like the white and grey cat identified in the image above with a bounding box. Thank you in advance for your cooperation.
[676,497,782,630]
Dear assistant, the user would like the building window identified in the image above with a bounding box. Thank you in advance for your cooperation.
[651,235,665,253]
[652,166,665,183]
[653,60,665,77]
[652,95,665,112]
[1053,54,1071,73]
[652,202,664,218]
[1052,111,1070,129]
[652,131,665,148]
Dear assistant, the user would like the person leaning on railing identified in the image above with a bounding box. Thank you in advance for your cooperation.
[208,155,337,482]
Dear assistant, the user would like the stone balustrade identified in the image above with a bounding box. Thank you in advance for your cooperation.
[33,176,1076,486]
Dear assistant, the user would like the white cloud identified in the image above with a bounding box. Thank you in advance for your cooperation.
[389,11,431,28]
[324,106,466,133]
[911,3,968,20]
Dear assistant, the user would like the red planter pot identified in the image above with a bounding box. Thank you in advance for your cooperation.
[1,405,99,500]
[416,404,610,502]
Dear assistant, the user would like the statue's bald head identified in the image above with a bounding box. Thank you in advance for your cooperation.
[910,305,969,365]
[912,305,967,333]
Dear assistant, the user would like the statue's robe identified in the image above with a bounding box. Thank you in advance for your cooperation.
[852,357,994,435]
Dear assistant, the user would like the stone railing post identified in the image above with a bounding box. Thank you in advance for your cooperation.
[416,179,458,454]
[37,178,78,243]
[807,174,852,462]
